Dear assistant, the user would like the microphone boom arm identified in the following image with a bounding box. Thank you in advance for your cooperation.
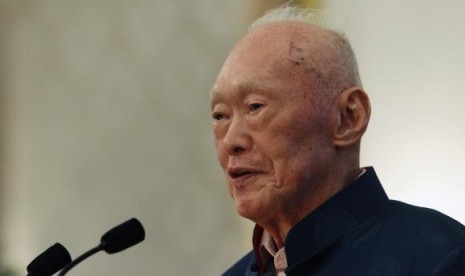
[57,243,104,276]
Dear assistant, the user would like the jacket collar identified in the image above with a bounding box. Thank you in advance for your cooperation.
[251,167,389,272]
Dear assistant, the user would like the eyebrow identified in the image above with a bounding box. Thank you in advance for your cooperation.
[210,80,271,100]
[238,80,268,94]
[210,79,270,102]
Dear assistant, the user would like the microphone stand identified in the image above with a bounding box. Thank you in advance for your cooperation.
[56,218,144,275]
[57,243,105,276]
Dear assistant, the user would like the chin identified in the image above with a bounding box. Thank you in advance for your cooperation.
[234,196,270,222]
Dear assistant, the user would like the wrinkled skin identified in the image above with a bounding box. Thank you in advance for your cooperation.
[211,22,369,246]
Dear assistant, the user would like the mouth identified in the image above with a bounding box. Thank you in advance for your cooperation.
[231,171,252,178]
[228,168,260,181]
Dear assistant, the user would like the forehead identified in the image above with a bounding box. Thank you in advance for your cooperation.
[226,21,319,69]
[211,22,325,103]
[239,21,321,51]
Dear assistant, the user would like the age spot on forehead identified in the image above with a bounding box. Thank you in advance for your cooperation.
[289,41,305,66]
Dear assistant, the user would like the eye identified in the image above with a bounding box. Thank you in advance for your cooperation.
[248,103,264,112]
[212,112,225,121]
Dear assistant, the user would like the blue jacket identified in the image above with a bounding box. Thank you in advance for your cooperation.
[222,167,465,275]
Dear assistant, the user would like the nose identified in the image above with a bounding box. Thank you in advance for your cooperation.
[223,115,251,156]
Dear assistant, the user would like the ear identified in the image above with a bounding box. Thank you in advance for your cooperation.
[333,87,371,148]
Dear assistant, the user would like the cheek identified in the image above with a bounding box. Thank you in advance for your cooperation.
[261,121,315,158]
[214,139,228,170]
[213,123,228,161]
[259,121,325,178]
[213,123,225,140]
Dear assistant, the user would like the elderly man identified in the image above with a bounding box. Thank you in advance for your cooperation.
[210,5,465,276]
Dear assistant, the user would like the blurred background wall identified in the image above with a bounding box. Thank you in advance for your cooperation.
[0,1,252,275]
[0,0,464,275]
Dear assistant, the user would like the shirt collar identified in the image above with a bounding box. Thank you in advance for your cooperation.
[258,230,288,274]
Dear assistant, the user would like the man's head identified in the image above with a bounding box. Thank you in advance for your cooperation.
[210,6,370,231]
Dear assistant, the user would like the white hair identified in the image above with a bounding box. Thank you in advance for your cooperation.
[249,4,328,32]
[248,4,363,107]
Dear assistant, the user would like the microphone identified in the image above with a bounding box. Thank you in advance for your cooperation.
[57,218,145,275]
[26,243,72,276]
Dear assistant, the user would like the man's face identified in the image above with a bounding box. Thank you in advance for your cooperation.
[210,23,334,223]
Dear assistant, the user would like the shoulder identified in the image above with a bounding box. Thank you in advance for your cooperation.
[380,200,465,273]
[432,243,465,275]
[384,200,465,237]
[221,250,255,276]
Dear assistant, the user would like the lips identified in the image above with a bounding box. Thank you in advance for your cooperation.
[227,167,261,180]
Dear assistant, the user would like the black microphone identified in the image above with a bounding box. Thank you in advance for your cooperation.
[26,243,72,276]
[57,218,145,275]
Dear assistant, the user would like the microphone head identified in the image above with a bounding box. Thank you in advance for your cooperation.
[27,243,71,276]
[100,218,145,254]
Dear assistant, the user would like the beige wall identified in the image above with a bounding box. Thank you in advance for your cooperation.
[0,1,252,275]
